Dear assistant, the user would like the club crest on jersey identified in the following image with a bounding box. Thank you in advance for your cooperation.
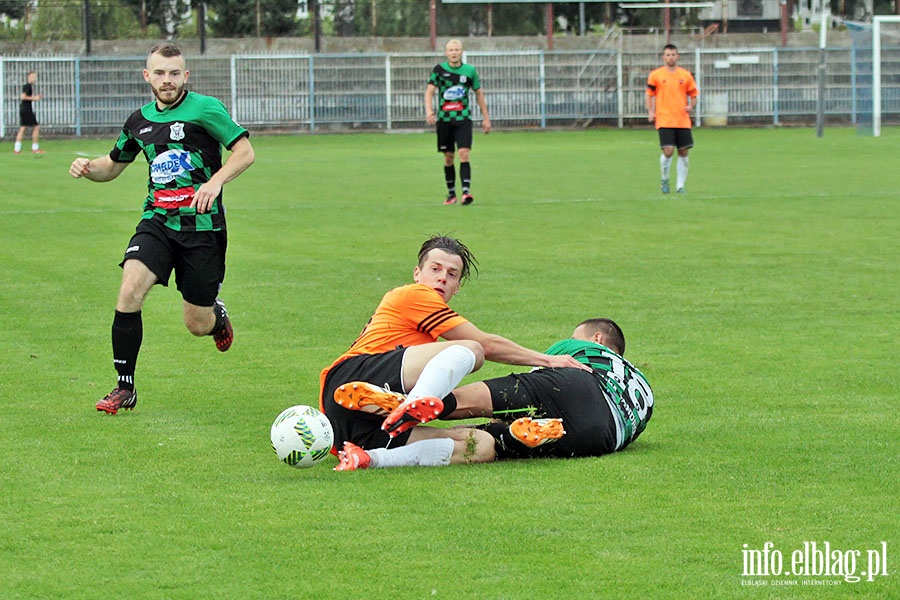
[150,149,194,184]
[169,122,185,141]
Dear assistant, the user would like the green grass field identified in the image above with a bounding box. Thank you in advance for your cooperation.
[1,127,897,599]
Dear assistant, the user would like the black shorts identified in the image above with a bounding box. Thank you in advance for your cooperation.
[20,109,38,128]
[658,128,694,150]
[479,368,618,458]
[121,216,227,306]
[322,349,415,450]
[436,119,473,153]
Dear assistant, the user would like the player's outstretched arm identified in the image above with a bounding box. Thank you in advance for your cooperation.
[443,322,589,372]
[69,155,128,182]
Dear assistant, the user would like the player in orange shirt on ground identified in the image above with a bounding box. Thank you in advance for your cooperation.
[646,44,699,194]
[319,234,589,470]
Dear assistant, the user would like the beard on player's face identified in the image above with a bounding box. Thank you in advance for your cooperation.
[152,83,184,105]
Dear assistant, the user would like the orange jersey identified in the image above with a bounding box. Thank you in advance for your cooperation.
[646,66,698,129]
[319,283,469,404]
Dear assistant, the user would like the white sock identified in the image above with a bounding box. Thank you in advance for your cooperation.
[368,438,454,468]
[660,154,672,180]
[32,143,40,151]
[14,141,22,152]
[406,345,476,401]
[676,156,689,189]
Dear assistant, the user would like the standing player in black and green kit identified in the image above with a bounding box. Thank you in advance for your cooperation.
[425,39,491,206]
[69,43,255,415]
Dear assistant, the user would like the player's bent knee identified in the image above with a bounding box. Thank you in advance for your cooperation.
[455,340,485,369]
[116,284,148,312]
[452,429,495,465]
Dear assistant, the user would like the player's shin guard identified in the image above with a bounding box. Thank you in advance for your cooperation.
[676,156,689,189]
[407,345,476,402]
[460,161,471,192]
[112,310,142,390]
[660,154,673,180]
[367,438,454,468]
[444,165,456,193]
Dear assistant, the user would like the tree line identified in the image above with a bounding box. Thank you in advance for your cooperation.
[1,0,892,42]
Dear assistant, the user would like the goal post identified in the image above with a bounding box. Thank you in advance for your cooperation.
[850,16,900,136]
[871,16,900,136]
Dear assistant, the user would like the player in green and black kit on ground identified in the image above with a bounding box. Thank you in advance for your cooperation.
[335,318,654,470]
[69,43,255,415]
[438,317,653,458]
[425,39,491,206]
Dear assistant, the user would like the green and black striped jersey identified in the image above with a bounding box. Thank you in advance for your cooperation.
[427,62,481,122]
[110,91,249,232]
[545,338,654,449]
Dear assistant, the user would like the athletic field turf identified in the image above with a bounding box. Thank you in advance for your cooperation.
[1,127,896,598]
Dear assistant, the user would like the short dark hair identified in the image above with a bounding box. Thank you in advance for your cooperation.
[663,43,678,53]
[578,318,626,356]
[417,235,478,283]
[149,42,183,58]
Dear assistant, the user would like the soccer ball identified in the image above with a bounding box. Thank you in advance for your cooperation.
[270,405,334,468]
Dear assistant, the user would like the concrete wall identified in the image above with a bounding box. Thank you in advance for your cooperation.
[0,31,852,57]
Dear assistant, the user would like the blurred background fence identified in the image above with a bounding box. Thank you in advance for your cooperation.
[2,45,898,136]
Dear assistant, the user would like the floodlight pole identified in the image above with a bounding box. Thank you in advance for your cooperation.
[780,0,788,47]
[546,3,554,49]
[430,0,437,51]
[83,0,92,55]
[313,0,321,52]
[198,1,207,55]
[664,0,671,44]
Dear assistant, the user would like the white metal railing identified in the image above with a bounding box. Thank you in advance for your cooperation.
[3,46,900,136]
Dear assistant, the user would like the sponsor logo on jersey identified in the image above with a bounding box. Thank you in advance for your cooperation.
[153,186,195,208]
[441,101,464,113]
[170,122,185,141]
[150,149,194,184]
[443,85,467,101]
[125,245,140,254]
[139,126,153,134]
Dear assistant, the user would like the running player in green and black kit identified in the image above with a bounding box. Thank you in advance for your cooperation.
[69,43,255,415]
[425,39,491,206]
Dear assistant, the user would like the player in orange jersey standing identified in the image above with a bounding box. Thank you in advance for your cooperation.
[646,44,699,194]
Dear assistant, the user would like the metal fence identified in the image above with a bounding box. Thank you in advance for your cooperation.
[3,46,900,137]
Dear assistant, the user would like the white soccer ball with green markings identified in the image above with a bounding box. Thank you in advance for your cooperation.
[270,405,334,468]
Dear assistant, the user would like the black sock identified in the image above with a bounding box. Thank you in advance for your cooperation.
[437,392,459,419]
[475,421,527,459]
[444,165,456,194]
[460,162,471,193]
[211,302,226,335]
[112,310,142,391]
